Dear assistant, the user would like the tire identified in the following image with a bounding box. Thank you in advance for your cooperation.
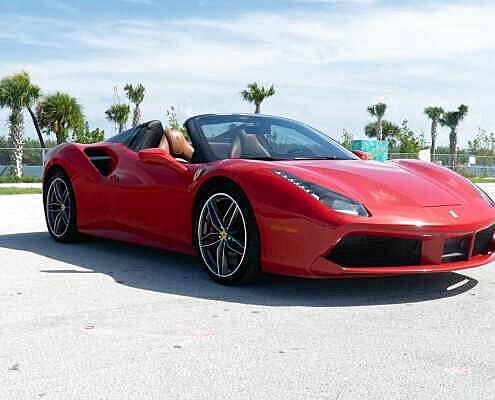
[195,184,261,285]
[43,169,80,243]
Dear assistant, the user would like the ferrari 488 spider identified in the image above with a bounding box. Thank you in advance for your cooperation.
[43,114,495,284]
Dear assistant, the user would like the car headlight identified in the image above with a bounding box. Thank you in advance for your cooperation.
[274,170,369,217]
[473,183,495,207]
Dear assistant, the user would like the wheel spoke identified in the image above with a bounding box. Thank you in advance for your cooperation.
[225,204,239,230]
[53,213,63,234]
[227,205,239,230]
[216,241,227,275]
[54,182,64,203]
[227,236,245,256]
[47,202,62,213]
[200,239,221,248]
[207,200,224,231]
[62,189,69,204]
[60,211,70,226]
[222,201,235,225]
[200,232,221,246]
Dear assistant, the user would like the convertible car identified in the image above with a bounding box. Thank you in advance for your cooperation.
[43,114,495,284]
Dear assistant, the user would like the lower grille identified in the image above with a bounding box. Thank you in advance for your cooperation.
[442,237,469,263]
[328,234,422,268]
[473,225,495,256]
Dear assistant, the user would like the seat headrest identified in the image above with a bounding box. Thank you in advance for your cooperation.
[164,128,194,161]
[158,134,170,153]
[230,130,271,159]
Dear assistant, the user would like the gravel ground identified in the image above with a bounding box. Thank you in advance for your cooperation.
[1,191,495,400]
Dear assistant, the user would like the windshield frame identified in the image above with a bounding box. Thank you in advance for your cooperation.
[185,114,358,163]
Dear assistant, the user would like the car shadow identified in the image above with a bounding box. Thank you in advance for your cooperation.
[0,232,479,307]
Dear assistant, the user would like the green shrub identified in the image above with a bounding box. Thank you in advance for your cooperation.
[0,176,42,183]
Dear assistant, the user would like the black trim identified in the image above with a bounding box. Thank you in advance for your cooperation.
[442,237,469,263]
[105,120,163,151]
[328,234,422,268]
[473,225,495,256]
[185,118,210,163]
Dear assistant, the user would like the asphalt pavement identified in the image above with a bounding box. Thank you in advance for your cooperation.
[1,192,495,399]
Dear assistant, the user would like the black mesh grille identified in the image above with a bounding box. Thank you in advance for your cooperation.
[473,225,495,256]
[328,234,422,268]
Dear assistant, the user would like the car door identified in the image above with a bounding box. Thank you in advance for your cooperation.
[107,145,195,252]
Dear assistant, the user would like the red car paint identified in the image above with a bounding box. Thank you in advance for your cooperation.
[43,142,495,278]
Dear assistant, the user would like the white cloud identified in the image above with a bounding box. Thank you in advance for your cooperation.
[1,3,494,145]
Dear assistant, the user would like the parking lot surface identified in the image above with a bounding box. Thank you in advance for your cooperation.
[1,192,495,399]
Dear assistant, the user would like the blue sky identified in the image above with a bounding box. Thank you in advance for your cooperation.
[1,0,494,147]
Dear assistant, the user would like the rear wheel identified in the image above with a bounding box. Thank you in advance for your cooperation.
[196,185,261,285]
[43,170,80,242]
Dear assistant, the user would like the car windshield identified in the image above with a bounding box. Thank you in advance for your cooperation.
[194,115,358,161]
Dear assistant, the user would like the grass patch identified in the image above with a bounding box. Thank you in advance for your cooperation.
[469,177,495,184]
[0,176,42,183]
[0,188,42,195]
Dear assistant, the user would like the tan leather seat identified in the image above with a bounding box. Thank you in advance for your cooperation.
[164,128,194,161]
[231,130,271,159]
[158,134,170,153]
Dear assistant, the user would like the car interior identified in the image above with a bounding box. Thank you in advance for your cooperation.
[131,120,271,162]
[208,125,272,160]
[128,121,194,162]
[111,119,282,163]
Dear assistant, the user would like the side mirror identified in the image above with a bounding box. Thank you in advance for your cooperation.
[352,150,371,160]
[138,148,188,174]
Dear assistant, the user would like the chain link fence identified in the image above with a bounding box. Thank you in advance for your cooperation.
[389,153,495,177]
[0,148,50,177]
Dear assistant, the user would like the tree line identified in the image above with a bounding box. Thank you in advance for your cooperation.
[0,70,483,175]
[0,72,150,176]
[359,102,469,167]
[0,75,277,177]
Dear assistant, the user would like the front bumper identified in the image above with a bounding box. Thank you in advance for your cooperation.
[259,201,495,278]
[310,220,495,277]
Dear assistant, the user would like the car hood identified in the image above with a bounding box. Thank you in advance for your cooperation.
[271,159,476,209]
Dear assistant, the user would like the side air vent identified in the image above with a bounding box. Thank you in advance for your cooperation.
[84,148,115,176]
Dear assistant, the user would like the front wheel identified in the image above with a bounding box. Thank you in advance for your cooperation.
[195,186,261,285]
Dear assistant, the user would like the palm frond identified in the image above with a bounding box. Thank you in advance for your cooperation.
[124,83,145,105]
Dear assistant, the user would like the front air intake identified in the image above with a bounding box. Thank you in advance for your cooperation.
[472,225,495,256]
[328,234,422,268]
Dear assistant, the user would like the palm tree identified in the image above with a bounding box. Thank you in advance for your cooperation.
[240,82,275,114]
[124,83,145,127]
[367,103,387,140]
[424,106,444,159]
[0,72,44,177]
[105,103,130,133]
[365,120,401,148]
[440,104,468,169]
[36,93,84,145]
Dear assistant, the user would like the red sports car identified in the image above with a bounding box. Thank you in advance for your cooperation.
[43,114,495,284]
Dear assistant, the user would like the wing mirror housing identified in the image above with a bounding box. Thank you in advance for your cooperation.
[138,148,188,174]
[352,150,372,160]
